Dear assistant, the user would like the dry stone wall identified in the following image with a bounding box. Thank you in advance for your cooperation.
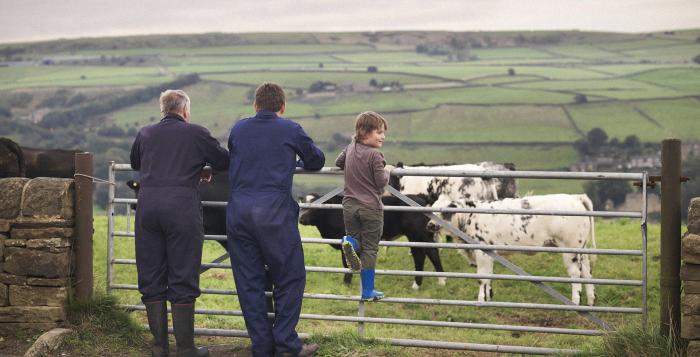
[0,177,75,334]
[682,197,700,355]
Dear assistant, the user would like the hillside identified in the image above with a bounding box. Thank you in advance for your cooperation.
[1,30,699,199]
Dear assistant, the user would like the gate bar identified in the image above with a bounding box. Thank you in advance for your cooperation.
[111,284,642,313]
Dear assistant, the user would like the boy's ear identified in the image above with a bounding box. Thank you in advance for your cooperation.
[278,103,286,115]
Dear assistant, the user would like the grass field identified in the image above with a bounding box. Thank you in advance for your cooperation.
[95,212,660,355]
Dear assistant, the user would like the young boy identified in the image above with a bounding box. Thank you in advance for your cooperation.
[227,82,324,356]
[335,111,392,302]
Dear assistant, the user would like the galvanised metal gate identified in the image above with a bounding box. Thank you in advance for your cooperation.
[107,163,648,354]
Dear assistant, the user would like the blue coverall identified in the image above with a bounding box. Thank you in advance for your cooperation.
[226,111,325,356]
[130,113,229,304]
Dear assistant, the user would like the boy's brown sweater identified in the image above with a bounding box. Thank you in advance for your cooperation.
[335,141,389,210]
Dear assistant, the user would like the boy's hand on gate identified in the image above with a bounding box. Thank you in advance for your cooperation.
[384,164,395,172]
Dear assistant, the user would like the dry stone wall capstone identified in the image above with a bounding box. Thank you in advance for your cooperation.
[0,177,75,334]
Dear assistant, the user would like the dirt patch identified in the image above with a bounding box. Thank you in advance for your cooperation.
[0,329,46,357]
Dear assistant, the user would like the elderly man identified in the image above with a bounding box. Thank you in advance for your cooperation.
[130,89,228,357]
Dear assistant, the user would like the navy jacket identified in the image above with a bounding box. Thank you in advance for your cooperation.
[227,111,325,194]
[130,113,229,187]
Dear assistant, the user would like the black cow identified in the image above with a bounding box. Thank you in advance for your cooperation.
[126,170,229,249]
[21,146,82,178]
[0,137,25,178]
[299,193,445,289]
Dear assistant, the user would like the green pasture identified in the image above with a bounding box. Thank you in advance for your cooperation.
[541,45,622,60]
[621,43,700,62]
[331,51,443,64]
[470,47,556,60]
[635,99,700,140]
[0,65,174,90]
[200,70,442,89]
[95,214,660,354]
[300,104,579,143]
[566,102,662,141]
[160,54,344,66]
[631,67,700,92]
[597,37,687,51]
[507,76,698,100]
[284,85,575,119]
[71,43,377,57]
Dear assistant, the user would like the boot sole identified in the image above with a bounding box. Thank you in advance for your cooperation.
[361,294,385,302]
[342,241,362,272]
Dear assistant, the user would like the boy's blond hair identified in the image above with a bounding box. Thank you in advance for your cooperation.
[354,111,387,142]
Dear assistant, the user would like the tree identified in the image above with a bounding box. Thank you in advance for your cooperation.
[574,94,588,104]
[623,135,641,150]
[367,66,378,73]
[584,180,632,210]
[369,78,378,87]
[507,68,515,76]
[573,138,589,155]
[318,62,324,68]
[587,128,608,148]
[693,54,700,65]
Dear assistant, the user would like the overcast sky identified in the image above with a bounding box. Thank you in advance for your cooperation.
[2,0,699,44]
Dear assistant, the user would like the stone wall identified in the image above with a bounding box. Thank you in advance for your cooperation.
[0,177,75,334]
[682,197,700,355]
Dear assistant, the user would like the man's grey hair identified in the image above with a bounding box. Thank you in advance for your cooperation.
[159,89,190,115]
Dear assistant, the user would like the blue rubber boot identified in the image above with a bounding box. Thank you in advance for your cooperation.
[341,235,362,272]
[360,269,385,302]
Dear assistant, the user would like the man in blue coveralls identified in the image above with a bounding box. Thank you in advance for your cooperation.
[227,83,325,357]
[130,89,229,357]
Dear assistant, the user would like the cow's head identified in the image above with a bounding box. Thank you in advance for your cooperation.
[426,195,477,233]
[126,180,140,210]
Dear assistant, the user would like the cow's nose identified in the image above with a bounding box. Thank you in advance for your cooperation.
[426,221,439,232]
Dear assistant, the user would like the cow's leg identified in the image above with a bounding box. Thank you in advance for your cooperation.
[581,254,595,306]
[562,253,583,305]
[424,246,446,286]
[475,250,493,302]
[410,247,426,290]
[341,250,353,285]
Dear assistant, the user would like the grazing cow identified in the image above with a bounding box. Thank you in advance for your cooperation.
[299,193,444,290]
[0,137,25,177]
[427,194,596,305]
[389,162,518,205]
[22,146,82,178]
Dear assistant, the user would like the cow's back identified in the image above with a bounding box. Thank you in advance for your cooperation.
[0,137,24,177]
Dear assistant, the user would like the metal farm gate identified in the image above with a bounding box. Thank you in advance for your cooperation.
[106,163,649,354]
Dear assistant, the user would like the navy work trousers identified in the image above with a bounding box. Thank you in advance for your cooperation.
[135,186,204,304]
[227,192,305,357]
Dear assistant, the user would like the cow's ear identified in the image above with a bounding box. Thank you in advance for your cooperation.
[126,180,139,190]
[448,203,457,208]
[465,200,476,208]
[396,161,404,168]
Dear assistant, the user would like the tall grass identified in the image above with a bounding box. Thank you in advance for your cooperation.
[574,324,684,357]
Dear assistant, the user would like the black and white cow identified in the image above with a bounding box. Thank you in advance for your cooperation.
[389,162,518,205]
[299,193,444,290]
[427,194,597,305]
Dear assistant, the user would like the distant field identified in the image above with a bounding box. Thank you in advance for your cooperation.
[299,104,580,143]
[201,70,441,88]
[2,29,699,175]
[0,65,175,90]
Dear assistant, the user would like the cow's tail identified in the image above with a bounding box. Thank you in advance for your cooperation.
[580,194,597,264]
